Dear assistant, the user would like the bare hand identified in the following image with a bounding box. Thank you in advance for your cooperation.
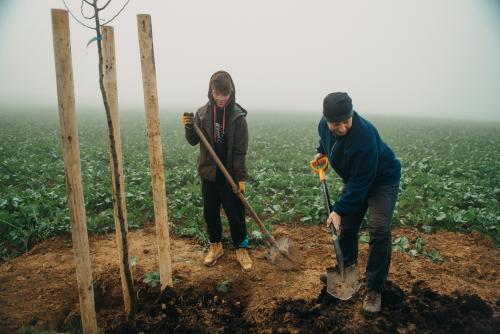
[326,211,342,235]
[314,153,326,162]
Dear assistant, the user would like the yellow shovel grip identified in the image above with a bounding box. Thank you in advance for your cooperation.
[309,156,329,182]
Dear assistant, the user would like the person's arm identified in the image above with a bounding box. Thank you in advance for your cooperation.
[316,121,327,155]
[184,112,200,146]
[332,143,378,217]
[316,141,326,155]
[232,117,249,182]
[314,121,327,162]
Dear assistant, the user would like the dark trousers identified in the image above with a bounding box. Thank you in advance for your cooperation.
[202,178,247,248]
[338,182,399,293]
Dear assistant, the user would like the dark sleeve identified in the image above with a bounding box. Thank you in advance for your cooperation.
[232,117,249,182]
[185,112,200,146]
[316,121,326,154]
[332,143,378,216]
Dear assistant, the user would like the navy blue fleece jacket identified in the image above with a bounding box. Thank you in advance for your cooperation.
[316,111,401,217]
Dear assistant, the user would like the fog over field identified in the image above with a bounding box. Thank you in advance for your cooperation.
[0,0,499,120]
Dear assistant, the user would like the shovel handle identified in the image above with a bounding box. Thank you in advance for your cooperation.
[321,181,339,238]
[311,162,346,281]
[191,122,278,247]
[322,180,346,281]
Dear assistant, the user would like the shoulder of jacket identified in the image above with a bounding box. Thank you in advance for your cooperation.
[347,126,377,153]
[234,103,248,117]
[357,114,378,141]
[318,117,328,131]
[196,103,209,115]
[196,102,208,113]
[233,114,248,129]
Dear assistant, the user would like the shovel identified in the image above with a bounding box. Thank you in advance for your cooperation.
[191,122,299,270]
[310,157,360,300]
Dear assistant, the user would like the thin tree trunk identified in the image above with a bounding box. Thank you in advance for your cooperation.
[92,0,136,319]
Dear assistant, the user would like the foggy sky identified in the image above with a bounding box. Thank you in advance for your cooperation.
[0,0,499,120]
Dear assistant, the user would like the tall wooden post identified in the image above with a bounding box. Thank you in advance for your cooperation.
[101,26,135,315]
[137,14,173,290]
[51,9,98,334]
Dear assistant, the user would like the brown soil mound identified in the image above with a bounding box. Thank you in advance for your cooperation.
[108,281,499,334]
[0,224,499,333]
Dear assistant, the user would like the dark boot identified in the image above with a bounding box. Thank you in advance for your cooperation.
[362,288,381,316]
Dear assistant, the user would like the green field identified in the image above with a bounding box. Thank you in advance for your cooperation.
[1,109,499,258]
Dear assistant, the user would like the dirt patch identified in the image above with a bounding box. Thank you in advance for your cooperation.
[0,224,499,333]
[268,281,499,334]
[103,280,499,334]
[106,287,252,334]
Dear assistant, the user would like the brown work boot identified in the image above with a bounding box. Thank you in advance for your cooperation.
[235,248,253,272]
[204,243,224,266]
[362,288,382,316]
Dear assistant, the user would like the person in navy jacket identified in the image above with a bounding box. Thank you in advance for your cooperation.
[313,92,401,316]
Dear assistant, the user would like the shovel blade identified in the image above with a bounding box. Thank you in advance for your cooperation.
[267,237,300,270]
[326,265,361,300]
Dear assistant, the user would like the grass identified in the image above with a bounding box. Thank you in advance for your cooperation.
[0,109,499,258]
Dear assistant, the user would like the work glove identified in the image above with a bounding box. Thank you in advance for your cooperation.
[238,181,246,193]
[181,112,194,127]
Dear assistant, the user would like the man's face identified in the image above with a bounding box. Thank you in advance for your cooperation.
[327,117,353,137]
[212,89,231,108]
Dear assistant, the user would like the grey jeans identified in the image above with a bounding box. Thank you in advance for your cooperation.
[337,182,400,293]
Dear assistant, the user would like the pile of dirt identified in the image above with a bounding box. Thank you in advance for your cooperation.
[105,280,499,334]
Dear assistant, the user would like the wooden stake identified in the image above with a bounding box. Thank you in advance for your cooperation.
[137,14,173,290]
[51,9,98,334]
[101,26,136,316]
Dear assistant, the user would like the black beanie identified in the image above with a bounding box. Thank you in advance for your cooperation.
[323,92,353,122]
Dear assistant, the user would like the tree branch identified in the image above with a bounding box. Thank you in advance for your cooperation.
[102,0,130,26]
[98,0,112,11]
[80,0,96,20]
[62,0,96,30]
